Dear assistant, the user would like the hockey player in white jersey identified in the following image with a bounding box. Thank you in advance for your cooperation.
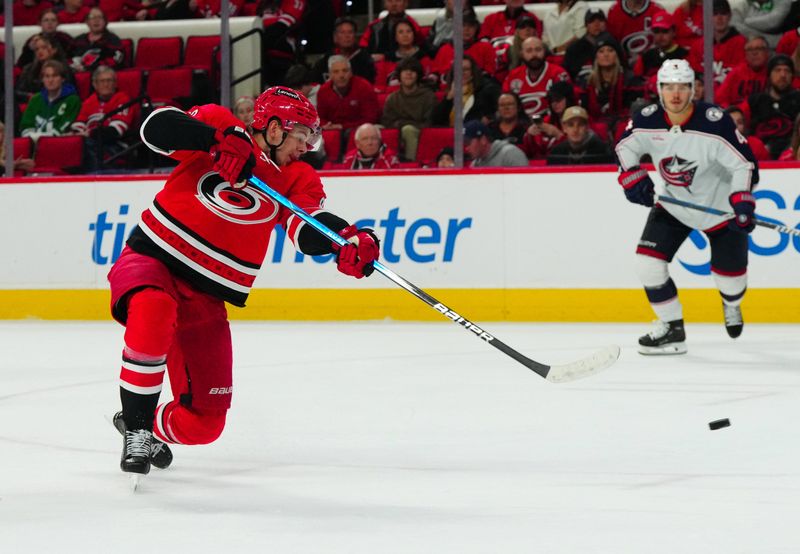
[615,59,759,355]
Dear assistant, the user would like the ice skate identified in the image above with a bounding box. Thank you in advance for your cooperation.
[113,412,173,469]
[722,303,743,339]
[120,427,152,479]
[638,319,687,355]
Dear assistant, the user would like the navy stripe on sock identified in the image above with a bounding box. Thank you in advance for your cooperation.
[644,278,678,304]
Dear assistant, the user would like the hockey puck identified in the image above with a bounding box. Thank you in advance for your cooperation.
[708,418,731,430]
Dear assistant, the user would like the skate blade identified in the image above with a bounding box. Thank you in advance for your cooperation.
[129,473,143,492]
[638,343,688,355]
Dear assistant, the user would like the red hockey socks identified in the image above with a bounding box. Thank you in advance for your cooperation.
[153,401,227,445]
[119,288,177,431]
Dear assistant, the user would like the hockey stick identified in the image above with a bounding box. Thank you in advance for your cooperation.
[248,175,619,383]
[657,195,800,238]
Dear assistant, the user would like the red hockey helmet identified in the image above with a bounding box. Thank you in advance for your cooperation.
[252,86,320,146]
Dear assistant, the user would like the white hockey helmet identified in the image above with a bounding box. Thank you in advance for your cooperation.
[657,59,695,109]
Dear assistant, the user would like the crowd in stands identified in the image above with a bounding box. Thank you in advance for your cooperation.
[2,0,800,175]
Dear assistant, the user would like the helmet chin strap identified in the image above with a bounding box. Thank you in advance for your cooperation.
[264,117,288,162]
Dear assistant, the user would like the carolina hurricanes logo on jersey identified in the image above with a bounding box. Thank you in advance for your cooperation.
[622,29,653,61]
[658,155,698,187]
[195,172,279,224]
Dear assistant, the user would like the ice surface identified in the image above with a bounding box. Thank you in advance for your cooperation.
[0,321,798,553]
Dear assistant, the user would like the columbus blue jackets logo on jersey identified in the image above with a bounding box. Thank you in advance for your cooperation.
[658,155,698,187]
[196,172,279,224]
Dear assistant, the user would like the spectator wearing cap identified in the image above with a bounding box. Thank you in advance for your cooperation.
[580,36,644,129]
[433,55,501,126]
[432,12,497,82]
[563,9,613,81]
[341,123,400,170]
[725,106,771,161]
[317,55,380,131]
[494,16,539,83]
[740,55,800,158]
[435,147,455,168]
[312,17,376,85]
[480,0,542,44]
[715,35,769,107]
[541,0,590,57]
[547,106,614,165]
[464,120,529,167]
[606,0,664,64]
[633,11,695,81]
[360,0,425,62]
[487,92,530,147]
[381,57,436,161]
[709,0,747,85]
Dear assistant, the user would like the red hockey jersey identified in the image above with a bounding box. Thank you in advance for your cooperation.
[72,91,135,137]
[606,0,664,63]
[502,62,571,117]
[131,104,328,306]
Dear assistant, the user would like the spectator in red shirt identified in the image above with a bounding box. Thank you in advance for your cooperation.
[776,26,799,57]
[607,0,664,64]
[341,123,399,170]
[480,0,542,45]
[725,106,771,161]
[495,15,540,84]
[70,66,136,171]
[715,35,769,107]
[57,0,91,24]
[13,0,54,26]
[432,12,497,83]
[709,0,747,85]
[375,19,434,92]
[673,0,703,51]
[317,55,380,132]
[360,0,424,62]
[502,36,571,118]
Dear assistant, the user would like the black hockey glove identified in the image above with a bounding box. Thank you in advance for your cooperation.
[618,166,655,207]
[212,125,256,189]
[728,191,756,234]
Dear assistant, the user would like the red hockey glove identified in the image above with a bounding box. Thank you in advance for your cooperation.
[333,226,380,279]
[728,191,756,234]
[212,126,256,188]
[618,166,655,207]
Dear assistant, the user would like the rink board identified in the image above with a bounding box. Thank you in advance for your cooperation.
[1,167,798,321]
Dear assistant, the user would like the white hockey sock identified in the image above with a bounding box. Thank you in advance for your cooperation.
[713,271,747,306]
[636,254,684,322]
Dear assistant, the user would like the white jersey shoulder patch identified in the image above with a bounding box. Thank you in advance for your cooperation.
[641,104,658,117]
[705,107,723,122]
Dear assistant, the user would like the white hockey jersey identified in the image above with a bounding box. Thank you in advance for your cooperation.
[615,101,759,230]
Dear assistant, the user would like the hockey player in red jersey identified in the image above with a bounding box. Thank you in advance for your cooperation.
[109,86,380,479]
[615,59,759,355]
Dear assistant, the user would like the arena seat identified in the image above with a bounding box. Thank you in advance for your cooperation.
[32,136,85,174]
[119,38,134,67]
[322,129,342,163]
[183,35,221,73]
[134,36,182,69]
[145,67,193,107]
[75,71,92,99]
[13,137,33,159]
[416,127,454,166]
[116,68,144,99]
